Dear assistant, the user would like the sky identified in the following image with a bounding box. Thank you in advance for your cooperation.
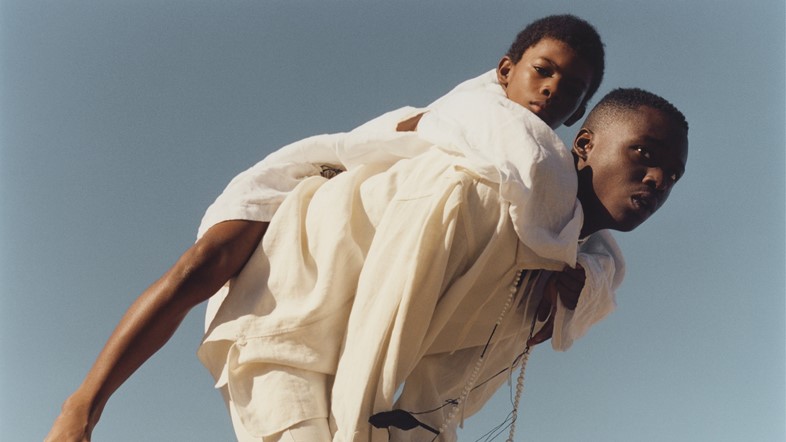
[1,1,784,441]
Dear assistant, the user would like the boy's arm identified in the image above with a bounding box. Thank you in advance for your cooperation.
[204,73,494,231]
[417,90,582,266]
[45,220,266,442]
[199,107,428,238]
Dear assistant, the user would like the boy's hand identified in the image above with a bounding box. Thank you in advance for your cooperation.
[526,265,585,346]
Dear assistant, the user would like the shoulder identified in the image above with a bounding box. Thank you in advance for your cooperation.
[427,88,556,142]
[580,230,626,287]
[420,88,569,171]
[428,69,501,106]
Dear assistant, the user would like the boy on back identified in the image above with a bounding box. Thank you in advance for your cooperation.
[252,85,687,441]
[197,14,607,350]
[194,81,687,441]
[46,14,689,442]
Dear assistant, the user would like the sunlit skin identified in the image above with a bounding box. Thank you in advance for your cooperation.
[527,106,688,346]
[397,37,595,133]
[494,38,597,346]
[45,36,640,441]
[574,106,689,237]
[497,38,594,129]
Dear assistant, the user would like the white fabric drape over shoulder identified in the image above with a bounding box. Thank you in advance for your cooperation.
[196,75,623,440]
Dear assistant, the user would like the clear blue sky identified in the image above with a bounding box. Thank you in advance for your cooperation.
[2,1,784,441]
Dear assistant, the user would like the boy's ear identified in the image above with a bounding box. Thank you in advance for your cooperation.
[573,128,593,160]
[563,105,586,127]
[496,56,514,87]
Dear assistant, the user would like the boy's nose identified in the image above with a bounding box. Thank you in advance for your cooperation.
[540,84,553,100]
[540,78,562,101]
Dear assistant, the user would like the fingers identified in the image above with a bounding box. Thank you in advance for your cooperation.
[528,275,558,346]
[537,275,557,321]
[527,306,554,347]
[555,270,583,293]
[525,267,587,347]
[553,265,586,310]
[555,282,580,310]
[536,293,551,322]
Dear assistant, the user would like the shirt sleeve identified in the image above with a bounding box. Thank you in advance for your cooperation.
[551,230,625,350]
[197,133,345,238]
[419,90,623,351]
[197,106,429,239]
[417,90,583,268]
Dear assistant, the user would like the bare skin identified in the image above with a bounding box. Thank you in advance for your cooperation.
[45,210,576,441]
[45,188,585,441]
[48,38,603,439]
[527,265,586,346]
[45,220,267,442]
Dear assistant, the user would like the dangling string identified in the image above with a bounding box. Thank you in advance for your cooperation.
[436,269,526,436]
[369,269,545,441]
[505,303,541,442]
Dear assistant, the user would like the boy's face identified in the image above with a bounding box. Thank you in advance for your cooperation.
[575,106,688,233]
[497,38,593,129]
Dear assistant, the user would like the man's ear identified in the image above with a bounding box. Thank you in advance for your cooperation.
[573,128,593,160]
[563,105,586,127]
[496,56,514,87]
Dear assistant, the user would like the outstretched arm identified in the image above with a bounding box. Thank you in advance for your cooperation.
[45,220,267,442]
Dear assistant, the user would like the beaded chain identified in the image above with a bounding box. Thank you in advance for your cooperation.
[506,339,532,441]
[369,269,541,441]
[438,269,529,436]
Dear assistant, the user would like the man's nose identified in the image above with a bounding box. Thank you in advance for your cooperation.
[644,167,669,191]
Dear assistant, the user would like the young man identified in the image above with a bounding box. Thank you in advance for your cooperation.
[193,86,687,441]
[197,14,607,352]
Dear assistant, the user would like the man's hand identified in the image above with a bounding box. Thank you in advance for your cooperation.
[526,265,585,347]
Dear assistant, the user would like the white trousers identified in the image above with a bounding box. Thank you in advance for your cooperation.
[222,386,332,441]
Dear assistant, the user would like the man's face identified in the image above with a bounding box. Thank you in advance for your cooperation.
[576,106,689,233]
[497,38,594,129]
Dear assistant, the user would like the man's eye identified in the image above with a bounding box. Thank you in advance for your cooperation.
[635,147,652,159]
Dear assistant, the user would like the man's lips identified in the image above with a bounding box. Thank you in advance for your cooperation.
[631,192,658,215]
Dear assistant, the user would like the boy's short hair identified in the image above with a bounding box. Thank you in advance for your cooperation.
[585,88,689,134]
[506,14,605,105]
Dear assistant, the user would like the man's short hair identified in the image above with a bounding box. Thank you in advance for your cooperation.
[585,88,689,134]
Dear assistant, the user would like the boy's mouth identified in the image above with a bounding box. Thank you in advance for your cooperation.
[528,101,552,122]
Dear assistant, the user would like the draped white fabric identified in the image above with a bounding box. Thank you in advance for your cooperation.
[196,76,623,439]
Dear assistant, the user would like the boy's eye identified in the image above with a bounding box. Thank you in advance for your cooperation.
[533,65,551,77]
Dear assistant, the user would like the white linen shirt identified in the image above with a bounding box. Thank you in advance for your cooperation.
[197,71,621,352]
[196,74,624,440]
